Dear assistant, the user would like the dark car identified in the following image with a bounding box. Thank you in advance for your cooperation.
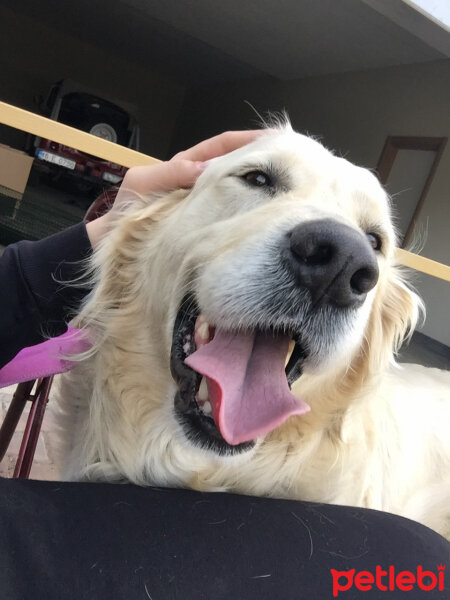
[34,83,139,194]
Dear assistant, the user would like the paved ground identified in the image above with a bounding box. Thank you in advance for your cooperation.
[0,386,61,480]
[0,174,86,246]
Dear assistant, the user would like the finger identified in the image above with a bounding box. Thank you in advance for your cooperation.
[118,160,204,197]
[172,130,264,163]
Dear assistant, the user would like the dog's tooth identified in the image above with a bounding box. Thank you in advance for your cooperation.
[195,314,206,330]
[203,401,212,415]
[197,321,210,341]
[198,377,208,401]
[285,340,295,366]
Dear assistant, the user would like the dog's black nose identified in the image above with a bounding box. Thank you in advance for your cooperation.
[287,219,379,308]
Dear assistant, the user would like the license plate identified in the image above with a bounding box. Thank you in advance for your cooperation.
[37,150,76,170]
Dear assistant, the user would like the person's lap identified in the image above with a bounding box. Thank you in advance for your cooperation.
[1,477,448,599]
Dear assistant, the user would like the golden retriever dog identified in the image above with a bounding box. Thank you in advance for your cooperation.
[58,124,450,539]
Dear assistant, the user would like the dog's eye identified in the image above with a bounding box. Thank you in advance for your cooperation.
[366,232,382,251]
[243,170,273,187]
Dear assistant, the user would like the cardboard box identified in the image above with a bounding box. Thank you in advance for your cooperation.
[0,143,34,194]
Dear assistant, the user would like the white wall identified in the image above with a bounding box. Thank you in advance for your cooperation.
[173,59,450,345]
[0,5,185,159]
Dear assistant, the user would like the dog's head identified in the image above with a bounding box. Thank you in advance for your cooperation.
[82,125,420,478]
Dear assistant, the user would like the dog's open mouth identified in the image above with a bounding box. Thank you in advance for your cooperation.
[171,296,310,453]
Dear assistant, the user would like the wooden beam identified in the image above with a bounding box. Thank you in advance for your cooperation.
[396,248,450,282]
[0,101,159,168]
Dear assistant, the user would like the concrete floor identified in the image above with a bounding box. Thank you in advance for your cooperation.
[0,385,61,480]
[0,174,86,245]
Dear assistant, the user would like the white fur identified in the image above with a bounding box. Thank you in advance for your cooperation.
[57,126,450,539]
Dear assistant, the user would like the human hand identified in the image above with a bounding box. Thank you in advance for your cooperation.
[86,130,263,247]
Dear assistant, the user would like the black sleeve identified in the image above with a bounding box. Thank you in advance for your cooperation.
[0,222,92,368]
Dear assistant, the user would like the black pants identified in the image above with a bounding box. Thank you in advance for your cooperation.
[1,478,448,599]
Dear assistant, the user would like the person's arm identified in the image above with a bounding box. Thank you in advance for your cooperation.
[0,130,263,368]
[0,222,92,367]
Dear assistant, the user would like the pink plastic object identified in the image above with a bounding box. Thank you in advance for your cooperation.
[0,327,90,388]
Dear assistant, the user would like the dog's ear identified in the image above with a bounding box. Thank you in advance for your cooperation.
[77,189,190,333]
[363,264,423,374]
[111,188,190,223]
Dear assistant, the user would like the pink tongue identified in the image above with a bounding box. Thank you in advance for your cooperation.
[184,329,309,445]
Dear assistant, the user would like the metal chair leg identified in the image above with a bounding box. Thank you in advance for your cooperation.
[0,380,35,462]
[13,376,54,479]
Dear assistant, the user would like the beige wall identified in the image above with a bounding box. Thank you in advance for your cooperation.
[0,5,185,159]
[174,60,450,345]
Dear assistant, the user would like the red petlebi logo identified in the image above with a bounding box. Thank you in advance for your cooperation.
[330,564,446,597]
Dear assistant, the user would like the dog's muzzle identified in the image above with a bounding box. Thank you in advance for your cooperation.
[170,296,309,454]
